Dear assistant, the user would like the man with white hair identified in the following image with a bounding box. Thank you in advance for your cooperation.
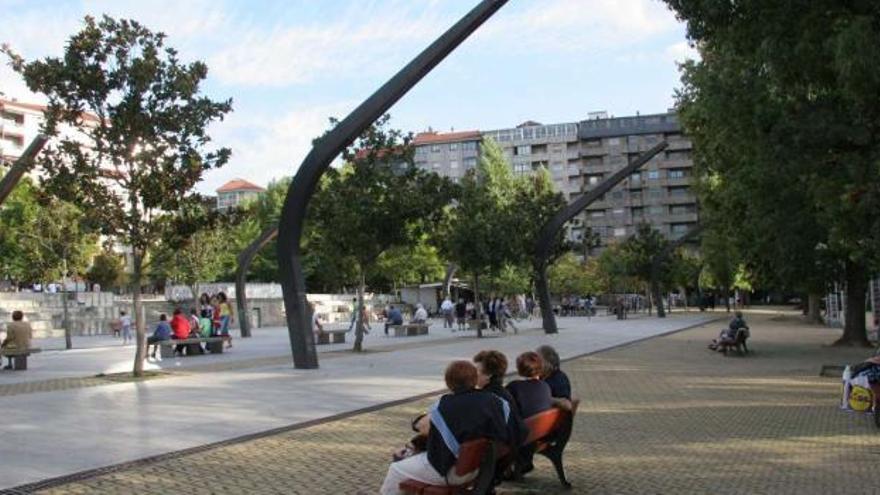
[412,304,428,324]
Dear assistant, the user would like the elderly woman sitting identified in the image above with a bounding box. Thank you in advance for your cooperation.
[380,360,510,495]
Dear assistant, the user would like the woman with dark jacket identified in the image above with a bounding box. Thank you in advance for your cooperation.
[380,361,510,494]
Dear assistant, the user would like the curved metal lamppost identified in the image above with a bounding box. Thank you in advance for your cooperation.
[236,224,278,337]
[276,0,509,369]
[650,223,704,318]
[0,135,48,206]
[533,141,668,334]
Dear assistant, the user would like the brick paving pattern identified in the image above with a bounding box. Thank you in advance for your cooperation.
[32,311,880,494]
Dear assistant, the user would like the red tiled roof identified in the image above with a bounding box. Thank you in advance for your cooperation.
[216,179,265,193]
[0,98,101,123]
[412,130,481,146]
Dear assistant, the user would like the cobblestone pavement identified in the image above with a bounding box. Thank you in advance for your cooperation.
[29,310,880,495]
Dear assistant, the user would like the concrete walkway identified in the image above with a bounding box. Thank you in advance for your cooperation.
[0,312,714,490]
[23,309,879,495]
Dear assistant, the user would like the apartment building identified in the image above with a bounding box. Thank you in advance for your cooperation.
[1,98,47,162]
[411,111,698,250]
[570,112,697,249]
[412,130,481,181]
[216,179,266,211]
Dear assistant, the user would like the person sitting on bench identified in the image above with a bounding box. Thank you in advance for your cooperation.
[411,304,428,324]
[379,360,510,494]
[148,314,172,358]
[2,310,32,370]
[385,305,403,336]
[537,345,575,411]
[709,311,749,351]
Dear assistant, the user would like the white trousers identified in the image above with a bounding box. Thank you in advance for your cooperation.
[379,452,477,495]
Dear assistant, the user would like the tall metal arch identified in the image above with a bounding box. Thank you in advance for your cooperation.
[276,0,509,369]
[0,136,47,206]
[533,142,668,333]
[236,224,278,337]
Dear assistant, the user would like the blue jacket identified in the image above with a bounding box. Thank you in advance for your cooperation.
[388,308,403,325]
[153,321,172,340]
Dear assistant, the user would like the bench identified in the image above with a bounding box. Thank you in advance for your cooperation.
[0,347,42,370]
[158,336,228,359]
[718,328,750,356]
[389,324,429,337]
[516,400,580,488]
[399,438,498,495]
[315,329,347,345]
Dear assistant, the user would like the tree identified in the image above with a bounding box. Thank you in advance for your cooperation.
[548,252,601,296]
[371,238,446,293]
[86,249,125,291]
[5,16,232,374]
[668,1,880,344]
[441,139,519,336]
[307,116,456,351]
[153,228,231,302]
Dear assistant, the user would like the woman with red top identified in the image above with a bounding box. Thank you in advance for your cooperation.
[169,308,191,356]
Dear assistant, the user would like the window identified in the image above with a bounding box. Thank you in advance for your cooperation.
[629,172,642,184]
[607,137,621,146]
[611,190,624,200]
[431,145,441,152]
[432,162,441,169]
[462,141,478,151]
[670,223,693,235]
[668,186,690,196]
[587,174,602,185]
[613,227,626,237]
[464,157,477,168]
[449,143,458,151]
[552,163,565,172]
[648,188,664,199]
[670,204,697,215]
[515,145,531,156]
[590,210,605,218]
[612,208,625,216]
[668,169,688,179]
[647,170,660,180]
[450,160,459,169]
[648,205,665,215]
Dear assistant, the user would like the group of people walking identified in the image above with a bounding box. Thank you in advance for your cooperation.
[380,344,575,494]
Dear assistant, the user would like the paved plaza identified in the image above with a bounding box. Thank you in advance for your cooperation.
[0,312,714,491]
[20,309,878,495]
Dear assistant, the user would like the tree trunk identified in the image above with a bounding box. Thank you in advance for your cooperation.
[834,261,869,346]
[473,273,483,339]
[132,253,146,377]
[353,270,366,352]
[652,278,666,318]
[722,286,731,313]
[806,292,822,324]
[535,263,557,334]
[62,289,72,349]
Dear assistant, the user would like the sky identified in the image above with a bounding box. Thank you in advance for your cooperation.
[0,0,696,194]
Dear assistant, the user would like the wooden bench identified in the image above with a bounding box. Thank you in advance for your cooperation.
[718,328,750,356]
[0,347,42,370]
[315,329,347,345]
[158,336,228,359]
[399,438,498,495]
[389,323,429,337]
[517,400,580,488]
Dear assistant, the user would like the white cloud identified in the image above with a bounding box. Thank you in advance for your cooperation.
[200,100,357,193]
[664,40,699,64]
[206,2,452,87]
[477,0,680,52]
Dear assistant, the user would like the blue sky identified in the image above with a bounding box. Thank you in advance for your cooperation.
[1,0,696,193]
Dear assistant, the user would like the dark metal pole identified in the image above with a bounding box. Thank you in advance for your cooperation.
[276,0,509,368]
[236,224,278,337]
[651,224,704,318]
[534,141,668,333]
[0,135,48,205]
